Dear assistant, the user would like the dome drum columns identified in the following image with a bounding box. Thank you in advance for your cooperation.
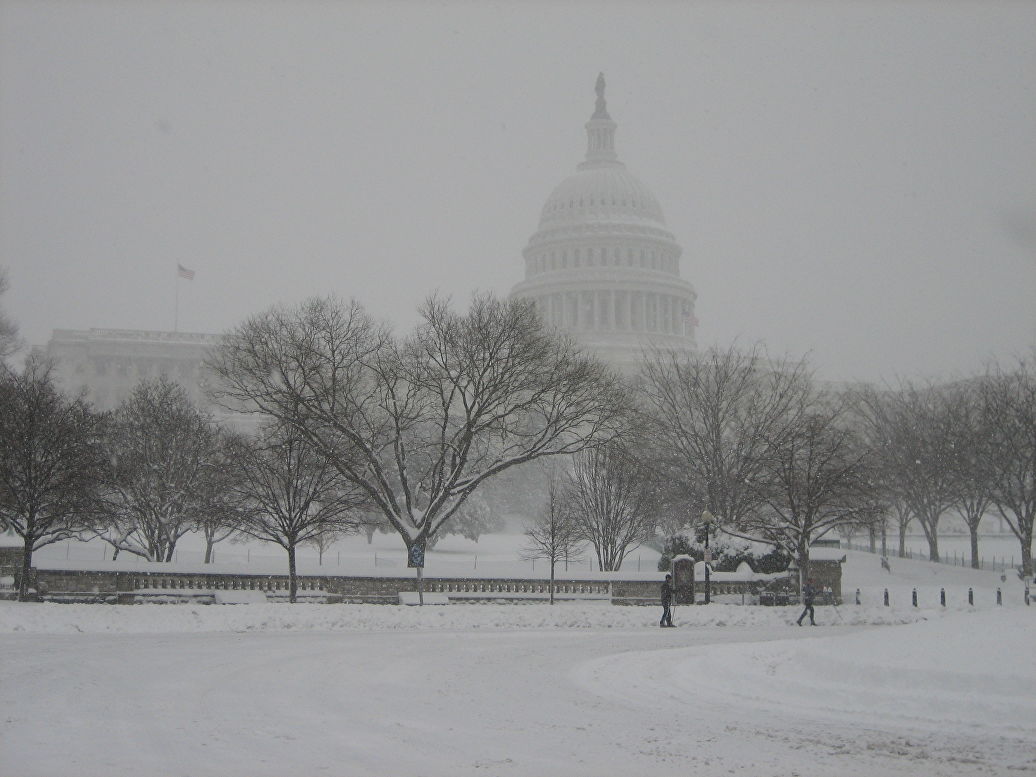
[535,289,694,338]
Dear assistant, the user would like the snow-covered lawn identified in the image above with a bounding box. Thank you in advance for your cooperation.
[1,544,1033,776]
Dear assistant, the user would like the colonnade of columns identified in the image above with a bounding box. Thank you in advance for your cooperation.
[536,289,692,336]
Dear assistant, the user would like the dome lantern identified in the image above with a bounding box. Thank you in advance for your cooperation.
[581,72,619,169]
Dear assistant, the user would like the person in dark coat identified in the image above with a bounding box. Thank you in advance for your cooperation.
[660,574,674,627]
[797,579,817,626]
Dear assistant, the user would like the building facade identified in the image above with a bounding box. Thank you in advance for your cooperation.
[510,74,697,373]
[44,328,242,427]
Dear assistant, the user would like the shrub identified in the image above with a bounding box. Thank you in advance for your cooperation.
[657,533,790,573]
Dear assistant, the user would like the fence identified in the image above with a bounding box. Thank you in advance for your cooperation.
[844,540,1032,575]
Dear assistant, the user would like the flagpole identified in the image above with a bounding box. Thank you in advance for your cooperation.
[174,272,180,332]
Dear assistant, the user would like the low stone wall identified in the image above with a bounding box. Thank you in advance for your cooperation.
[16,566,764,606]
[2,546,821,605]
[25,569,628,605]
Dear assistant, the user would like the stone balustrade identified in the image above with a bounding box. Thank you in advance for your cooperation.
[0,545,801,605]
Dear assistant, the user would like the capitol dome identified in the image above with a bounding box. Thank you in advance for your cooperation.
[538,165,667,229]
[511,74,697,374]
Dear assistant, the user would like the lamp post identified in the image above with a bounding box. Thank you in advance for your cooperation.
[701,510,715,604]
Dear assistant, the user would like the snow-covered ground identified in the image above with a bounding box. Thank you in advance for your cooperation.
[1,542,1034,776]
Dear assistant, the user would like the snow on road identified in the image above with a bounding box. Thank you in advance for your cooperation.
[1,603,1033,777]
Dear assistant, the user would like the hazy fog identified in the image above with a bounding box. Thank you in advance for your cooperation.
[2,1,1034,383]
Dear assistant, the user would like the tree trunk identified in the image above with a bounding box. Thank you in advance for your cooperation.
[18,536,34,602]
[897,509,910,558]
[288,544,298,603]
[880,521,887,557]
[204,540,214,564]
[917,512,941,562]
[969,528,980,570]
[1020,525,1034,578]
[797,539,810,594]
[549,561,556,605]
[112,546,120,561]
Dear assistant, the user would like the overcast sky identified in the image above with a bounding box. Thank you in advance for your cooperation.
[2,1,1034,384]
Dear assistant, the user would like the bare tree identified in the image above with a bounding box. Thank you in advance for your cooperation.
[98,377,222,561]
[303,527,345,565]
[195,431,246,563]
[0,357,106,599]
[943,380,997,568]
[0,269,21,363]
[858,382,958,562]
[230,420,366,602]
[356,511,391,544]
[983,358,1036,578]
[564,441,658,571]
[738,396,883,583]
[639,343,812,532]
[521,466,581,602]
[886,499,913,559]
[208,293,627,563]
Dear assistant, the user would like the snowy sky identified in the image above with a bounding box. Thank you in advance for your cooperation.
[2,1,1034,383]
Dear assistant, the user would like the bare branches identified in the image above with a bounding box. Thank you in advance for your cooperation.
[98,377,224,562]
[208,293,628,555]
[855,381,959,562]
[639,342,812,529]
[522,465,581,602]
[0,268,20,362]
[982,356,1036,577]
[229,420,367,601]
[564,441,659,571]
[0,356,106,599]
[742,397,883,578]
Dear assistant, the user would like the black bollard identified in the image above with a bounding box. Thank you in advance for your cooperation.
[883,588,889,606]
[912,588,917,607]
[997,587,1002,606]
[940,587,945,607]
[968,587,974,606]
[855,588,861,605]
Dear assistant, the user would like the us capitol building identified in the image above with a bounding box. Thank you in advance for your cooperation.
[45,75,696,410]
[510,74,697,373]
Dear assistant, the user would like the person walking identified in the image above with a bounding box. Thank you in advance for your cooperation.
[797,578,817,626]
[660,574,675,627]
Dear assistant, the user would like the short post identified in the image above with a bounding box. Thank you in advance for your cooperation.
[911,588,917,607]
[1025,585,1030,606]
[940,587,945,607]
[996,587,1002,606]
[883,588,889,607]
[855,588,861,605]
[968,587,973,606]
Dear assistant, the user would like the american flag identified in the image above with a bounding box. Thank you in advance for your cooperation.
[177,264,195,281]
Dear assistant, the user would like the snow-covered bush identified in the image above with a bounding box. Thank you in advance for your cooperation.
[656,532,790,573]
